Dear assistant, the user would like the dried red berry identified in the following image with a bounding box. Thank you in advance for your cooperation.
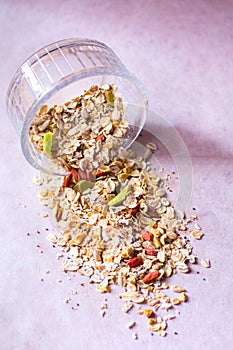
[70,168,80,181]
[96,134,105,141]
[62,173,73,187]
[96,170,107,177]
[145,248,156,256]
[126,255,143,268]
[142,270,160,283]
[129,204,140,216]
[142,230,154,242]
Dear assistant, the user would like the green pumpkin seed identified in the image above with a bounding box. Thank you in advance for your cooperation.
[73,180,93,194]
[104,90,115,106]
[108,185,130,206]
[43,132,53,158]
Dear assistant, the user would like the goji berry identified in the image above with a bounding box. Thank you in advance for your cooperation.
[145,248,156,256]
[142,230,154,242]
[70,167,80,181]
[126,255,143,268]
[62,173,73,187]
[96,170,107,177]
[96,134,105,141]
[129,204,140,216]
[142,270,160,283]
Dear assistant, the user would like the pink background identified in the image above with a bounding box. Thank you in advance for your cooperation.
[0,1,232,349]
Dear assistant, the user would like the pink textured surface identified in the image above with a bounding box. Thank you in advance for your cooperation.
[0,1,232,349]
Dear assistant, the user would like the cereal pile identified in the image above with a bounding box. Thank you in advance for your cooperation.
[31,84,210,337]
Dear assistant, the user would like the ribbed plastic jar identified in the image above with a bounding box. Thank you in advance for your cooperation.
[6,38,148,174]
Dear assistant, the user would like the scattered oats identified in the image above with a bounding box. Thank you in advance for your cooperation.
[126,321,136,329]
[64,298,70,304]
[47,234,57,243]
[201,258,210,268]
[179,292,188,302]
[42,211,48,218]
[172,285,186,293]
[44,269,50,274]
[148,318,157,325]
[156,189,166,197]
[57,279,62,283]
[160,320,167,330]
[167,314,176,320]
[72,289,78,295]
[190,230,204,240]
[122,302,133,313]
[172,298,181,305]
[160,303,172,311]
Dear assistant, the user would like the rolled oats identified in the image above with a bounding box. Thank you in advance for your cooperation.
[32,84,210,338]
[201,258,210,268]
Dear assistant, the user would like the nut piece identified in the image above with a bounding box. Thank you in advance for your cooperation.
[148,318,157,325]
[143,309,153,318]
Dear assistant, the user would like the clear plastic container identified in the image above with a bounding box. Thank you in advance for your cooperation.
[6,38,148,174]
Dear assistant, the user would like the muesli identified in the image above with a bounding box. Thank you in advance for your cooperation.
[31,84,209,337]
